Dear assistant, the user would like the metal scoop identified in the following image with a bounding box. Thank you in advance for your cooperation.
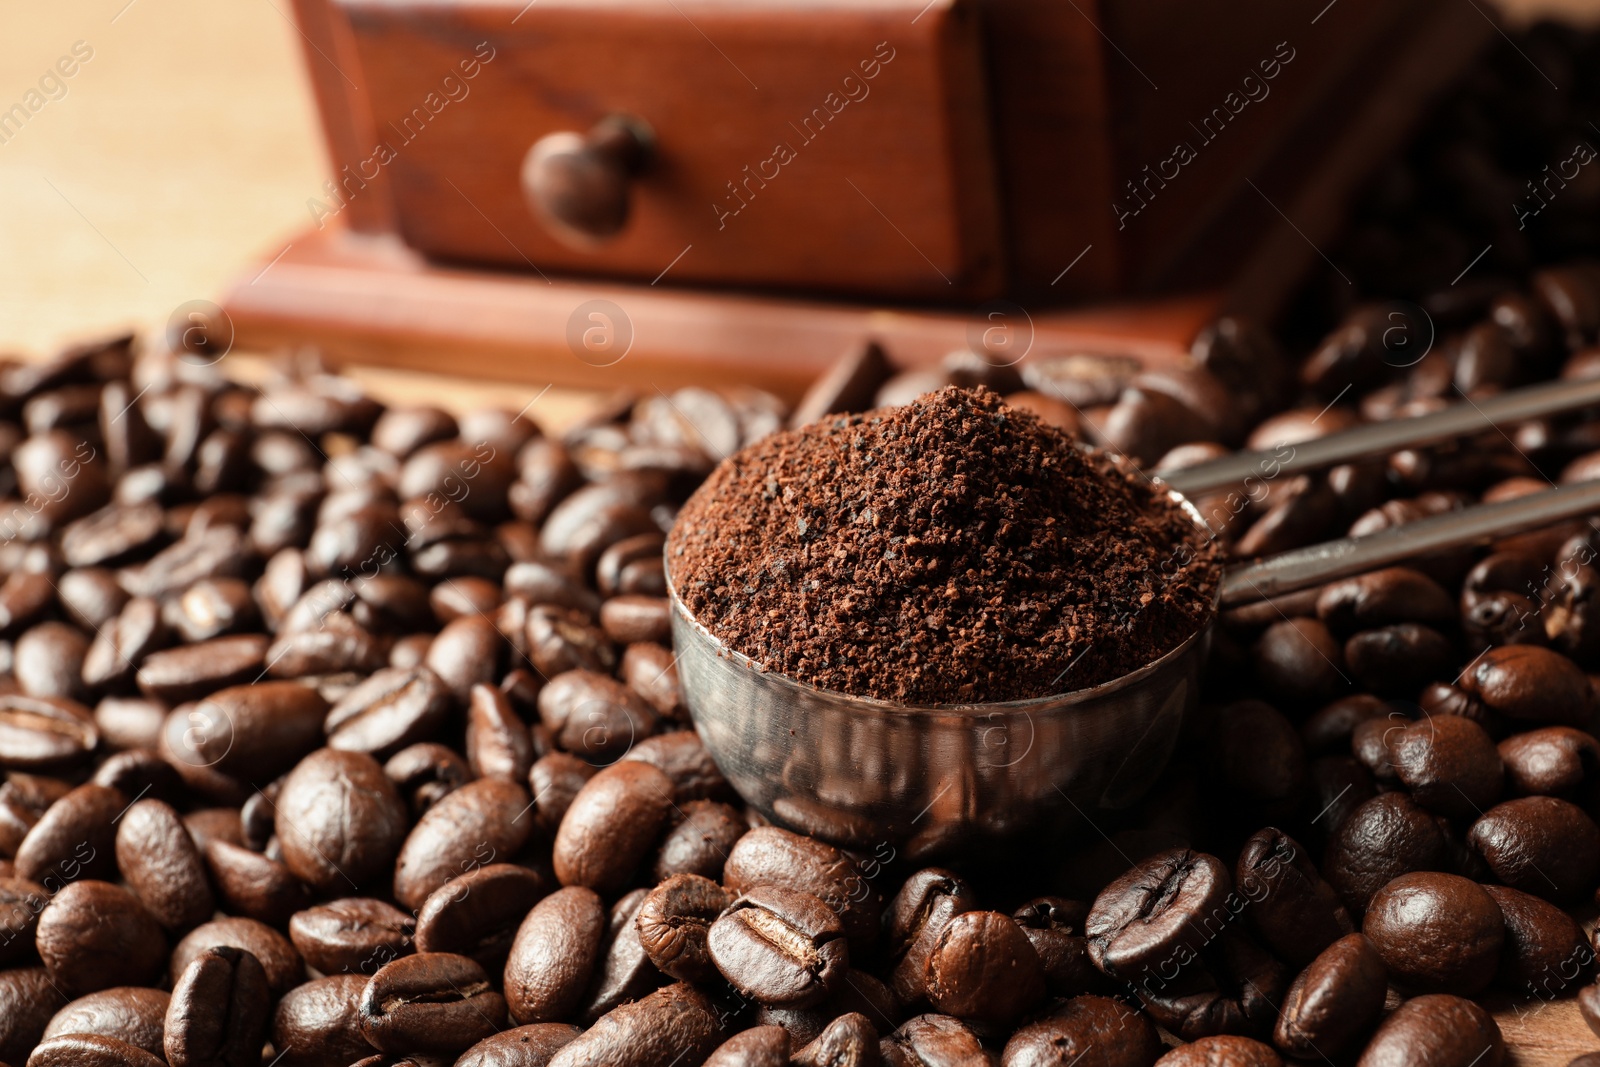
[668,377,1600,857]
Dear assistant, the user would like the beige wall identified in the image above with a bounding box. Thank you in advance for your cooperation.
[0,0,1591,361]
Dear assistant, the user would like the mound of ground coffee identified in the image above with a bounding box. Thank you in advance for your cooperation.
[668,386,1221,703]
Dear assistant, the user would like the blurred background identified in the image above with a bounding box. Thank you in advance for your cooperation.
[0,0,1593,359]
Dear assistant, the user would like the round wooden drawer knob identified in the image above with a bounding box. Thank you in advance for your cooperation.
[522,116,653,248]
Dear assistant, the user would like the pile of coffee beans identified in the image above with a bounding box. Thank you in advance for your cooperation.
[668,386,1220,703]
[3,20,1600,1067]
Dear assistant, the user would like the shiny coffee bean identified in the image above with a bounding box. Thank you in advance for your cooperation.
[164,945,271,1067]
[15,781,121,884]
[173,917,305,997]
[1235,828,1352,967]
[467,683,535,784]
[1459,644,1592,725]
[577,886,661,1023]
[28,1033,168,1067]
[1362,872,1504,994]
[359,951,507,1053]
[999,992,1164,1067]
[724,826,882,953]
[1389,715,1504,818]
[1323,792,1450,912]
[415,863,546,971]
[704,1025,790,1067]
[289,897,416,976]
[545,982,721,1067]
[0,693,98,772]
[276,748,407,893]
[537,670,657,763]
[924,910,1044,1026]
[1274,933,1387,1059]
[709,884,848,1009]
[204,839,313,926]
[115,798,215,931]
[325,666,452,758]
[884,867,978,1006]
[553,761,674,895]
[1481,883,1589,993]
[393,777,533,910]
[1468,796,1600,903]
[881,1013,989,1067]
[1086,849,1232,978]
[652,800,746,883]
[1353,994,1503,1067]
[504,886,607,1024]
[1155,1037,1280,1067]
[456,1023,583,1067]
[270,973,371,1067]
[37,879,167,994]
[526,752,598,840]
[41,986,169,1057]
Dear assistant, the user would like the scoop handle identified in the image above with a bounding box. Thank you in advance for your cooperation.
[1220,479,1600,606]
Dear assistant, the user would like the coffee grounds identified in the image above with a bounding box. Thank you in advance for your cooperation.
[667,386,1222,704]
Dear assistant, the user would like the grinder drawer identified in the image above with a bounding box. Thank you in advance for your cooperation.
[335,0,1004,299]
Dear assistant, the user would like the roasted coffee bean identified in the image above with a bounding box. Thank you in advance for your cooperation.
[620,642,684,720]
[93,697,167,752]
[57,567,130,630]
[1253,618,1346,703]
[596,533,666,598]
[553,760,674,895]
[0,571,54,637]
[373,405,457,457]
[426,615,506,703]
[467,683,535,784]
[0,773,69,855]
[599,596,670,646]
[621,731,728,802]
[1389,715,1504,817]
[289,897,415,975]
[526,752,598,840]
[276,748,408,893]
[430,575,503,623]
[0,693,98,772]
[271,973,371,1067]
[41,987,169,1059]
[527,606,615,677]
[0,966,68,1064]
[1135,929,1286,1041]
[37,879,166,994]
[724,826,882,953]
[503,561,600,617]
[92,747,183,805]
[0,875,46,964]
[884,868,978,1006]
[385,741,473,815]
[1459,644,1592,725]
[505,886,607,1024]
[635,873,731,983]
[1344,623,1455,694]
[415,863,546,970]
[546,981,720,1067]
[1468,796,1600,903]
[14,622,89,701]
[359,951,507,1053]
[1362,872,1504,994]
[992,998,1158,1067]
[456,1022,584,1067]
[266,611,388,677]
[1011,897,1106,1000]
[82,597,168,689]
[1274,933,1387,1059]
[121,525,254,600]
[537,671,659,762]
[881,1013,989,1067]
[28,1033,168,1067]
[1354,993,1503,1067]
[204,838,313,926]
[393,777,533,910]
[923,910,1044,1026]
[576,887,660,1023]
[1499,726,1600,798]
[1235,828,1352,966]
[14,781,121,884]
[115,797,215,930]
[1155,1037,1279,1067]
[704,1025,791,1067]
[1086,849,1232,978]
[1316,567,1455,634]
[653,799,746,882]
[709,884,848,1008]
[164,945,271,1067]
[325,665,452,758]
[1481,883,1589,993]
[1323,792,1450,912]
[792,1012,879,1067]
[173,917,305,997]
[159,682,329,797]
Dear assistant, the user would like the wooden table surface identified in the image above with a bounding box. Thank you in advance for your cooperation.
[4,1,1600,1062]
